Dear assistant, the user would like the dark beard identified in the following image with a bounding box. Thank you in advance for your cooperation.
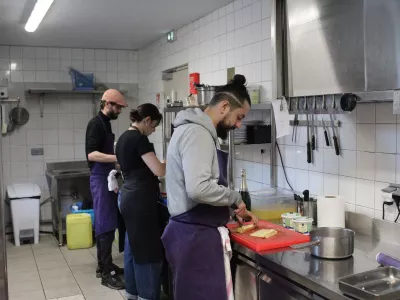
[216,120,235,140]
[107,111,119,120]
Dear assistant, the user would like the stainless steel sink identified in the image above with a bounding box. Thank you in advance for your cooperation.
[45,161,91,246]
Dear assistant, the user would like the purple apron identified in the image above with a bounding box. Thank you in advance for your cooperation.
[162,148,231,300]
[90,115,118,236]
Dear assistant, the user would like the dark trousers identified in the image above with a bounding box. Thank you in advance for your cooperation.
[97,230,115,274]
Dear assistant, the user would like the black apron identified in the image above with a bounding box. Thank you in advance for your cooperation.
[119,130,162,264]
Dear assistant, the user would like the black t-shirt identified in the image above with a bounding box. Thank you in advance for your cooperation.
[116,130,155,173]
[85,111,112,169]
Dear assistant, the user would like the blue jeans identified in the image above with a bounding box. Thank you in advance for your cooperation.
[124,232,162,300]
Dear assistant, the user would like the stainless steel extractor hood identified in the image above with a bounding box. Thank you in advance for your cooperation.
[284,0,400,98]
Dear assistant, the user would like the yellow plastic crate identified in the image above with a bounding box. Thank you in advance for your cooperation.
[66,213,93,250]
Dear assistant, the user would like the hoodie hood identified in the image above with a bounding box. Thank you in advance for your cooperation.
[173,108,217,141]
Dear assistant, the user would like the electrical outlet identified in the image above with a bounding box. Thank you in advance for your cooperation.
[31,148,44,156]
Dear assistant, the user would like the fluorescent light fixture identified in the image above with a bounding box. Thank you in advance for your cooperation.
[25,0,54,33]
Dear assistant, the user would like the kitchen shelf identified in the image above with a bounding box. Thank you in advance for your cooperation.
[163,102,271,113]
[163,105,207,113]
[27,89,106,95]
[26,89,127,117]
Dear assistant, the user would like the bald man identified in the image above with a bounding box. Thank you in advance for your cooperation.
[85,89,126,290]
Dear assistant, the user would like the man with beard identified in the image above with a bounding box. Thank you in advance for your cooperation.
[162,75,258,300]
[85,89,126,289]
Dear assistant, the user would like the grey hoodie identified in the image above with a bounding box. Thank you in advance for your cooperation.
[166,108,242,216]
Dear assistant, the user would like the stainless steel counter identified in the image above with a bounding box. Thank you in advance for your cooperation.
[45,161,91,246]
[233,213,400,300]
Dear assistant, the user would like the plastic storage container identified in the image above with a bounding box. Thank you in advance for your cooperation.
[69,68,95,90]
[293,217,313,234]
[66,213,93,250]
[70,201,94,226]
[7,184,41,246]
[250,188,296,222]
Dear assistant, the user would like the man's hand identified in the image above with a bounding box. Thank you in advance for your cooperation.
[234,201,247,217]
[234,202,259,227]
[245,211,259,227]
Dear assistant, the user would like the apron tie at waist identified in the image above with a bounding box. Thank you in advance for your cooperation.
[217,227,234,300]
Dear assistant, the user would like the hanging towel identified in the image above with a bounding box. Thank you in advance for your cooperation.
[107,169,119,193]
[217,226,234,300]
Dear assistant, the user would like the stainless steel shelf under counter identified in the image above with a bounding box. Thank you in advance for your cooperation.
[232,212,400,300]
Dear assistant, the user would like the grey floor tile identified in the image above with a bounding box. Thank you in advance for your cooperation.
[6,247,34,259]
[8,270,40,284]
[41,275,77,290]
[36,259,69,271]
[8,261,39,275]
[44,283,82,299]
[56,295,85,300]
[8,278,43,295]
[63,252,97,267]
[84,290,124,300]
[34,252,65,263]
[75,274,110,294]
[70,263,97,276]
[39,267,72,279]
[9,290,46,300]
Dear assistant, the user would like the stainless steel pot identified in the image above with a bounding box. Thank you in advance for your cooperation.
[207,86,216,102]
[291,227,355,259]
[196,86,207,105]
[196,85,218,105]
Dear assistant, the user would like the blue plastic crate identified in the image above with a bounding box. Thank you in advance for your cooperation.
[70,201,94,227]
[69,68,95,90]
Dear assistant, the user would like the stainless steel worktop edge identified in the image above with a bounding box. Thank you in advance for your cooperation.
[232,213,400,300]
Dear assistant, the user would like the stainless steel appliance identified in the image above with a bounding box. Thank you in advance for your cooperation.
[284,0,400,98]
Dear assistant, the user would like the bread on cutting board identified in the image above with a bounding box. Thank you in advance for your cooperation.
[250,229,277,239]
[235,224,256,233]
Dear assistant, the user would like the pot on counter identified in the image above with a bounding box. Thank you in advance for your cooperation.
[291,227,355,259]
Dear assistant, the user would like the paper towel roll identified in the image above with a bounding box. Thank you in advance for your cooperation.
[317,195,345,228]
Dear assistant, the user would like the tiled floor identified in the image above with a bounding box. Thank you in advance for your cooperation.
[6,235,126,300]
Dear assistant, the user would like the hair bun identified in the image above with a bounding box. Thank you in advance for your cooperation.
[231,74,246,87]
[130,109,142,122]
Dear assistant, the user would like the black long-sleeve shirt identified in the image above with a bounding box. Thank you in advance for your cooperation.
[85,111,112,169]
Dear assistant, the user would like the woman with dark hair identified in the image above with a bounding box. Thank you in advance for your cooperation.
[116,103,165,300]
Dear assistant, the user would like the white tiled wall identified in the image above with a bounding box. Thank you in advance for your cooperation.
[138,0,273,162]
[0,46,139,227]
[259,103,399,223]
[136,0,399,224]
[0,46,138,84]
[138,0,273,108]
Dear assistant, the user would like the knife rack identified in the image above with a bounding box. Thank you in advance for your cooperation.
[287,93,349,115]
[290,120,341,127]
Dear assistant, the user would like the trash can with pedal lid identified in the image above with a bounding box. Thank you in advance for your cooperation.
[6,183,41,246]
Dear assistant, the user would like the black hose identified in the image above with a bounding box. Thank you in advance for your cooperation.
[276,142,294,191]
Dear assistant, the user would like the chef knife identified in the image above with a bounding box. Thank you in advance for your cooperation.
[306,113,311,163]
[329,114,340,155]
[321,119,330,147]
